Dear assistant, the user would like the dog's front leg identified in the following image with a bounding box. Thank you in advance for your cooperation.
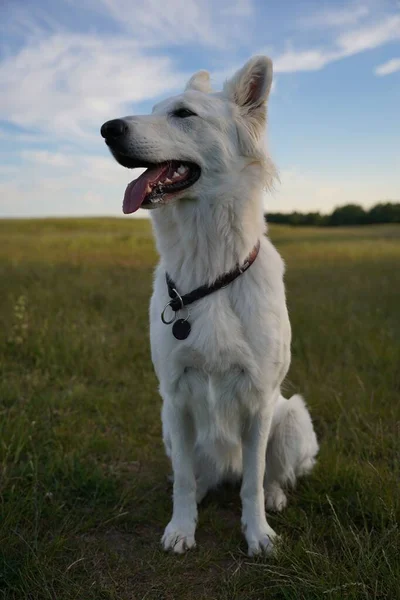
[162,403,197,553]
[241,405,277,556]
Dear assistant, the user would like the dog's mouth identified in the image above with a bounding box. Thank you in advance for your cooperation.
[119,159,201,214]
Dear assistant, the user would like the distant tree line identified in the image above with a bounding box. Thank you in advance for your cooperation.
[266,202,400,226]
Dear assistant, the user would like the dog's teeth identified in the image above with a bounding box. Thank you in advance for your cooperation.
[172,171,180,179]
[164,178,172,184]
[177,165,187,175]
[145,183,152,194]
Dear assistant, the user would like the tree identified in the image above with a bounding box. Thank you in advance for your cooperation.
[328,204,367,226]
[367,202,400,224]
[265,201,400,226]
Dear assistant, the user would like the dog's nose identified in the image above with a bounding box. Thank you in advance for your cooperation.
[100,119,128,139]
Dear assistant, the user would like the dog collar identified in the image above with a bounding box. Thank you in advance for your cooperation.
[161,240,261,340]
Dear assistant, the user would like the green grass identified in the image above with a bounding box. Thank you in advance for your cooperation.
[0,219,399,600]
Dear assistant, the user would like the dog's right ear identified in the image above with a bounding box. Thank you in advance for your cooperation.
[224,56,273,109]
[223,56,273,133]
[185,70,212,93]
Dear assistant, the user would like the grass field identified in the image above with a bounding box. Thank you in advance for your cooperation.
[0,218,399,600]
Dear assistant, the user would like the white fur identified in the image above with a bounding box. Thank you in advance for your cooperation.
[112,56,319,555]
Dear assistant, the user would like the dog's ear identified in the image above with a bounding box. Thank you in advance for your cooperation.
[224,56,273,120]
[185,70,212,93]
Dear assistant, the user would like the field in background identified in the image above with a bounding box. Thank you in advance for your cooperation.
[0,219,399,599]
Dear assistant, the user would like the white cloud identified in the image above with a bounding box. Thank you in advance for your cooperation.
[20,150,141,185]
[375,57,400,75]
[274,49,337,73]
[0,178,139,218]
[273,14,400,73]
[0,128,52,145]
[299,4,370,29]
[0,150,147,217]
[0,0,257,142]
[0,32,186,140]
[21,150,74,168]
[337,14,400,54]
[84,0,253,49]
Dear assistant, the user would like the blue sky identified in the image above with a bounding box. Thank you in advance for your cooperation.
[0,0,399,217]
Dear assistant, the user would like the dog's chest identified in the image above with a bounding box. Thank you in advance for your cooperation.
[153,285,257,370]
[150,246,290,399]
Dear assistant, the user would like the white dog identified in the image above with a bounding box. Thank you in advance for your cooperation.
[101,56,319,556]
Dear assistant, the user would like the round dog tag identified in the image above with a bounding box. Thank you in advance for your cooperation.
[172,319,191,340]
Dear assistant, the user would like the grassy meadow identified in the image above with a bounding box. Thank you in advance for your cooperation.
[0,218,399,599]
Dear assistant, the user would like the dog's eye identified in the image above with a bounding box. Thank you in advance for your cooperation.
[173,108,197,118]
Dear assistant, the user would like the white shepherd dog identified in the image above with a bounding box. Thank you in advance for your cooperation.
[101,56,319,556]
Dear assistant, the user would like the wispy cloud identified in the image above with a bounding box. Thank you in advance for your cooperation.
[0,150,139,217]
[337,14,400,54]
[274,49,336,73]
[0,33,185,140]
[375,57,400,75]
[20,150,141,185]
[0,0,257,142]
[299,4,370,29]
[21,150,74,168]
[82,0,253,49]
[273,14,400,73]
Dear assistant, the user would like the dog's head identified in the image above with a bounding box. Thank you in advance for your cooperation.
[101,56,274,214]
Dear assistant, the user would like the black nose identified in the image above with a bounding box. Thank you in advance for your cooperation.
[100,119,128,139]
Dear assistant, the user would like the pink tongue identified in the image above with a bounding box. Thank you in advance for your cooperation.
[123,164,167,214]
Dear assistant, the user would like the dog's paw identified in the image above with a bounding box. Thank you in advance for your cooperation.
[162,521,196,554]
[243,521,278,557]
[265,484,287,512]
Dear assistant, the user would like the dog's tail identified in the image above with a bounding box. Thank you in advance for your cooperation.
[264,394,319,509]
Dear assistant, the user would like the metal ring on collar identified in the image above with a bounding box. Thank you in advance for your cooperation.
[181,305,190,323]
[171,288,184,311]
[161,302,176,325]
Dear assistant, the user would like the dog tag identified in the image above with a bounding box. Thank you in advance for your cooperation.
[172,319,191,340]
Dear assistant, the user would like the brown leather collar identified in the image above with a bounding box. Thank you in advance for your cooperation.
[165,240,260,313]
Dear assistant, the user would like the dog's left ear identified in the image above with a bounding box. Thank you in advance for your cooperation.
[224,56,273,123]
[185,70,212,93]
